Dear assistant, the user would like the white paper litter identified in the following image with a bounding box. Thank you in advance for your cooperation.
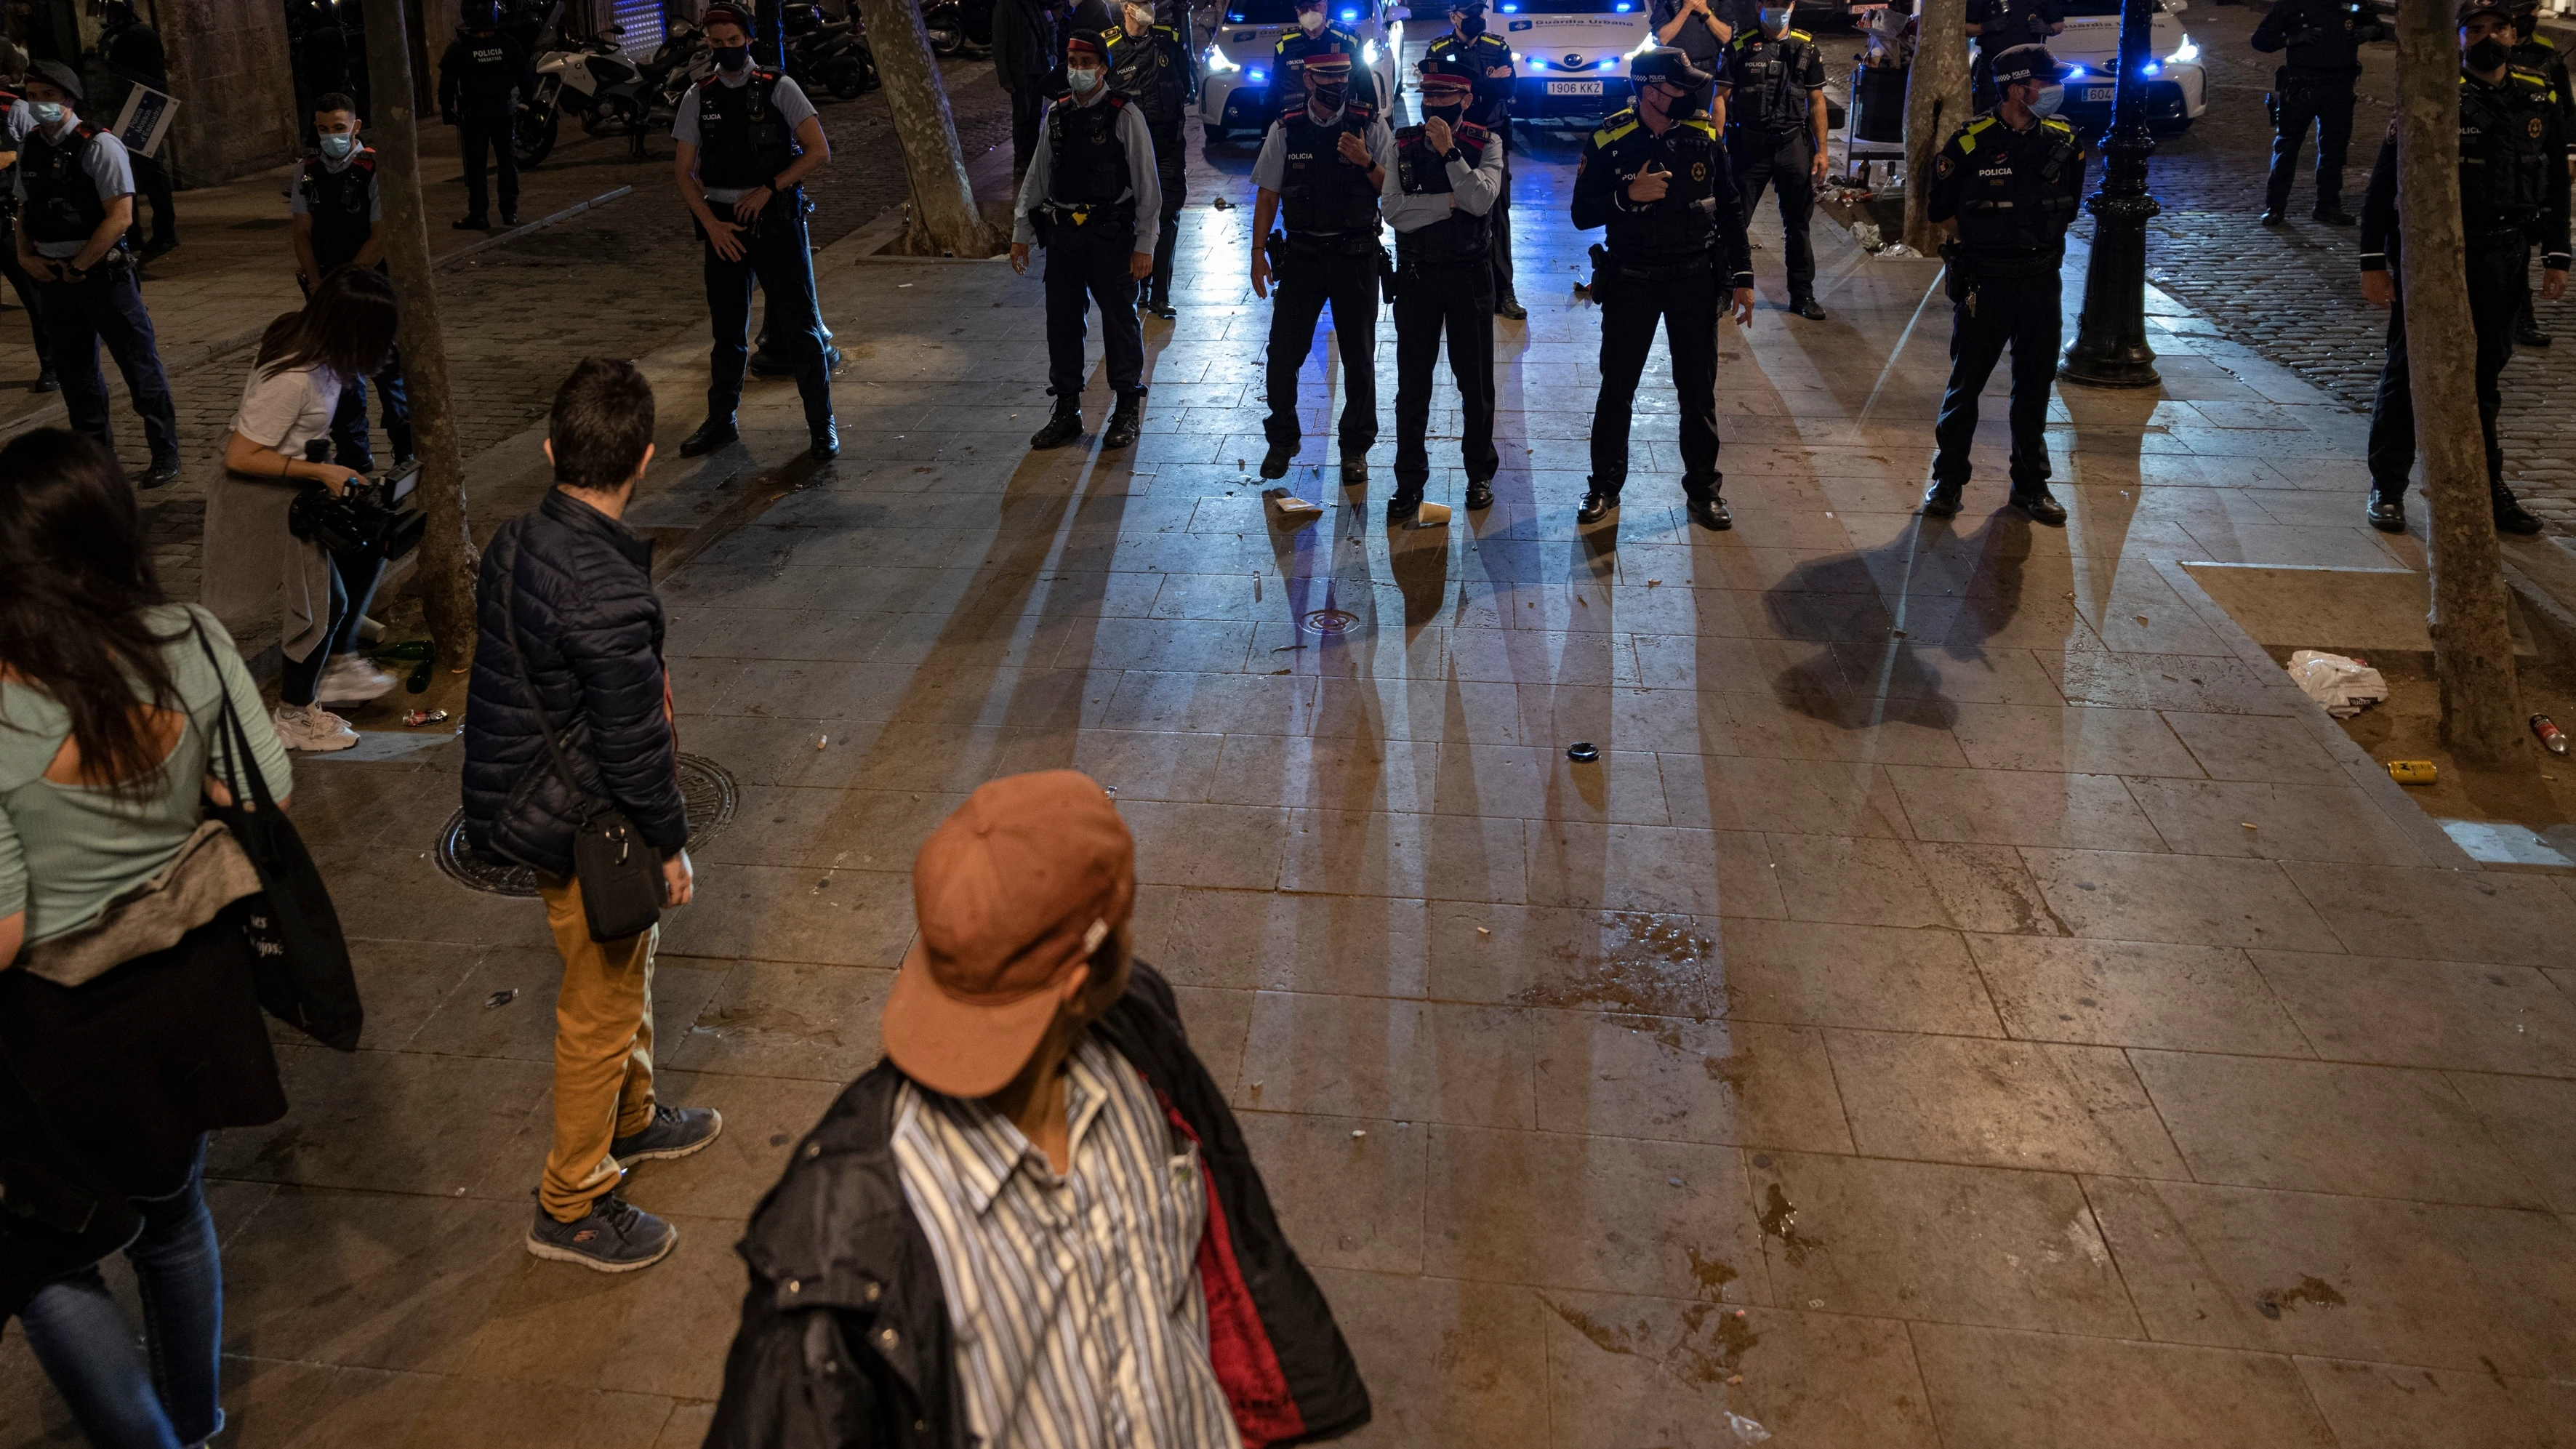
[2287,649,2388,718]
[1263,486,1322,518]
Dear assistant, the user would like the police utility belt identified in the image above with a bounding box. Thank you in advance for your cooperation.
[1587,241,1715,285]
[1033,198,1136,242]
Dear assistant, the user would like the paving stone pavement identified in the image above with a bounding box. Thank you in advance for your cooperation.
[8,34,2576,1449]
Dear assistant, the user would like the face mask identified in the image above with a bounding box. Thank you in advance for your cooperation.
[319,133,358,159]
[713,43,751,71]
[2029,82,2065,117]
[1068,65,1104,92]
[2467,35,2511,69]
[1298,9,1327,32]
[1457,12,1485,36]
[1310,76,1348,108]
[1126,3,1154,25]
[1425,100,1466,124]
[1760,7,1790,30]
[28,101,64,127]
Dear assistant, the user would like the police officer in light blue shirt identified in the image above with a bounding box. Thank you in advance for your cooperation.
[11,60,179,486]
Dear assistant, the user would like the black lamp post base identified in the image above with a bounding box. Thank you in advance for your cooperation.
[2059,344,2163,390]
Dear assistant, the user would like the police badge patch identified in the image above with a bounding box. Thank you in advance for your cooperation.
[2532,116,2547,140]
[1937,154,1955,177]
[1692,161,1708,181]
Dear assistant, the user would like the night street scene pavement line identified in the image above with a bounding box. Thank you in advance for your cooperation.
[5,0,2576,1445]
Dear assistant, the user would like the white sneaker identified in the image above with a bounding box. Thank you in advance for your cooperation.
[316,656,398,705]
[273,703,360,752]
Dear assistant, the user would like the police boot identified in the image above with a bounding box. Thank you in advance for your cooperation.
[1341,452,1369,488]
[1030,407,1085,449]
[2516,319,2553,348]
[2258,206,2286,227]
[2364,488,2407,533]
[1921,478,1965,518]
[2010,486,2069,527]
[1687,494,1733,531]
[1259,438,1296,479]
[2494,485,2545,536]
[1387,485,1423,523]
[1102,394,1144,449]
[31,366,58,394]
[2311,204,2356,227]
[679,417,739,457]
[1576,486,1618,525]
[810,421,840,462]
[1496,292,1528,321]
[1465,478,1496,511]
[1791,295,1828,321]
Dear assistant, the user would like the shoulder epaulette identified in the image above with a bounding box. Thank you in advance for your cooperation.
[1456,119,1490,142]
[1152,23,1179,36]
[1276,35,1293,51]
[2510,66,2552,89]
[1956,114,1997,152]
[2042,116,2074,133]
[1101,25,1121,40]
[1789,28,1812,39]
[1592,108,1640,145]
[1680,116,1718,137]
[1280,100,1309,119]
[2533,33,2559,50]
[1347,100,1375,121]
[1104,92,1129,108]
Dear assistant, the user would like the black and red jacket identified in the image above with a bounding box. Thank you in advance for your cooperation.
[703,963,1372,1448]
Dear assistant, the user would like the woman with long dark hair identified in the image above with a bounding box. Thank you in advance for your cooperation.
[0,430,293,1448]
[199,265,401,752]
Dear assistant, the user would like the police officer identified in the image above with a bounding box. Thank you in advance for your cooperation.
[2251,0,2384,227]
[0,56,55,393]
[2357,1,2566,536]
[1720,4,1830,320]
[1014,33,1160,451]
[1269,0,1379,126]
[1387,53,1505,520]
[673,4,839,461]
[11,60,178,486]
[1429,1,1523,318]
[1251,41,1395,483]
[1571,47,1754,530]
[1965,0,2063,111]
[100,0,177,259]
[292,93,413,473]
[2509,0,2572,345]
[1925,43,2085,526]
[1104,0,1194,318]
[439,0,537,229]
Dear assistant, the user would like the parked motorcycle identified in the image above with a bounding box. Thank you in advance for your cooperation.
[640,17,709,116]
[516,24,654,166]
[782,2,879,99]
[923,0,994,57]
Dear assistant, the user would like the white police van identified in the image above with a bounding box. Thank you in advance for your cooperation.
[1198,0,1408,137]
[1494,0,1658,123]
[2047,0,2207,133]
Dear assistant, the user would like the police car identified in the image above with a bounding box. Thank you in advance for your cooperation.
[1198,0,1406,137]
[2048,0,2207,132]
[1494,0,1659,122]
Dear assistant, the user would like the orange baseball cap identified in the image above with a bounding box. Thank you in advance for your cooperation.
[880,771,1137,1098]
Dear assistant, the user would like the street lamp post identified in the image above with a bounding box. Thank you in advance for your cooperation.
[2059,0,2163,388]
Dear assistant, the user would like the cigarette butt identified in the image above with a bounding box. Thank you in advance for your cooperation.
[817,736,829,750]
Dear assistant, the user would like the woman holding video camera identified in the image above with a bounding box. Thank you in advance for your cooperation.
[198,267,400,753]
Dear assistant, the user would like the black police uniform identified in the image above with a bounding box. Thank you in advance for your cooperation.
[2252,0,2384,222]
[100,12,176,254]
[299,147,412,469]
[1429,23,1520,308]
[2359,68,2569,533]
[692,69,836,448]
[1389,113,1502,506]
[1570,101,1754,516]
[1030,88,1152,428]
[1966,0,2061,108]
[1261,97,1388,473]
[1722,24,1828,311]
[438,23,536,224]
[1270,24,1380,123]
[1106,21,1195,311]
[0,84,52,385]
[19,120,180,476]
[2509,21,2574,343]
[1925,108,2086,513]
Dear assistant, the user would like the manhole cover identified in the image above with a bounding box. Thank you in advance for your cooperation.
[433,753,740,896]
[1301,609,1361,634]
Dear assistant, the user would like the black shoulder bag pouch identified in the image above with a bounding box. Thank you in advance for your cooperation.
[190,620,364,1051]
[499,566,665,944]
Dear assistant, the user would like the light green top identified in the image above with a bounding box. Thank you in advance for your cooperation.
[0,605,294,944]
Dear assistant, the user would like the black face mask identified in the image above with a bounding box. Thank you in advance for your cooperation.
[714,44,752,71]
[1311,79,1348,110]
[2467,35,2511,70]
[1425,101,1466,125]
[1458,13,1485,36]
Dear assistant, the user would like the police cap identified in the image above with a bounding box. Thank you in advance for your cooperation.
[1066,31,1109,60]
[1627,46,1712,87]
[28,58,81,101]
[1986,43,2064,88]
[1450,0,1488,13]
[2456,0,2513,23]
[700,3,758,36]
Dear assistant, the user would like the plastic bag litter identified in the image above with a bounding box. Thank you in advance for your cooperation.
[1874,242,1921,258]
[1727,1412,1773,1443]
[2287,649,2388,718]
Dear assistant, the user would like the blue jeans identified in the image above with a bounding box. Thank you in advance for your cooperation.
[16,1137,224,1449]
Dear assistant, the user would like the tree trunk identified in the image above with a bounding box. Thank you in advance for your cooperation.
[848,0,1004,256]
[1903,0,1971,254]
[361,0,479,674]
[2393,0,2522,765]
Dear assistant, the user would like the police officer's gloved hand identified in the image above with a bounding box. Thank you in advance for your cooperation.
[1690,196,1720,219]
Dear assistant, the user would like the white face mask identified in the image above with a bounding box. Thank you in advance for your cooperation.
[1068,64,1104,92]
[1297,9,1327,32]
[1125,2,1153,25]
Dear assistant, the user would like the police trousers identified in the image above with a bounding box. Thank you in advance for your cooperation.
[1045,218,1147,404]
[1392,259,1498,492]
[2267,71,2356,214]
[38,266,178,469]
[330,342,413,469]
[1733,131,1818,297]
[1146,135,1187,309]
[1488,155,1515,298]
[457,112,518,220]
[1933,268,2061,494]
[705,206,834,434]
[1589,259,1722,498]
[2366,238,2526,498]
[1264,242,1381,454]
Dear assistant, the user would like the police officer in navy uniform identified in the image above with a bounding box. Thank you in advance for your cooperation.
[1429,1,1523,318]
[0,59,56,392]
[1965,0,2063,111]
[1251,40,1395,484]
[1014,33,1162,451]
[1104,0,1195,318]
[2508,0,2572,345]
[1924,44,2084,527]
[438,0,537,229]
[1720,4,1831,320]
[292,93,412,473]
[2358,0,2567,536]
[1269,0,1379,126]
[11,60,180,486]
[673,4,839,460]
[1570,47,1754,531]
[2251,0,2385,226]
[1387,52,1506,520]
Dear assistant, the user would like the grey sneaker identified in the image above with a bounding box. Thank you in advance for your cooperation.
[611,1104,723,1163]
[526,1193,676,1273]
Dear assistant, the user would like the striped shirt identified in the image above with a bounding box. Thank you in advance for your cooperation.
[891,1032,1244,1449]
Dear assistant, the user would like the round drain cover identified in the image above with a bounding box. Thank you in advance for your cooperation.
[1301,608,1360,634]
[433,753,740,897]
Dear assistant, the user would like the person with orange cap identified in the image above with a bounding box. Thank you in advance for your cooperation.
[706,771,1371,1449]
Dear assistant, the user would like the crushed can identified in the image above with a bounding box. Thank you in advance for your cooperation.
[2533,715,2571,758]
[2386,760,2438,786]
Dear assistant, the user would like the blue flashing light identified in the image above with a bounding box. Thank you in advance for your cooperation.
[1500,2,1518,10]
[1227,11,1243,18]
[2067,64,2085,77]
[1340,7,1357,17]
[1614,2,1632,9]
[1249,66,1269,81]
[1528,55,1547,68]
[2139,59,2160,75]
[1597,57,1613,68]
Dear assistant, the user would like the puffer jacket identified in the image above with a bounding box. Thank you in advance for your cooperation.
[704,963,1373,1449]
[460,487,687,877]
